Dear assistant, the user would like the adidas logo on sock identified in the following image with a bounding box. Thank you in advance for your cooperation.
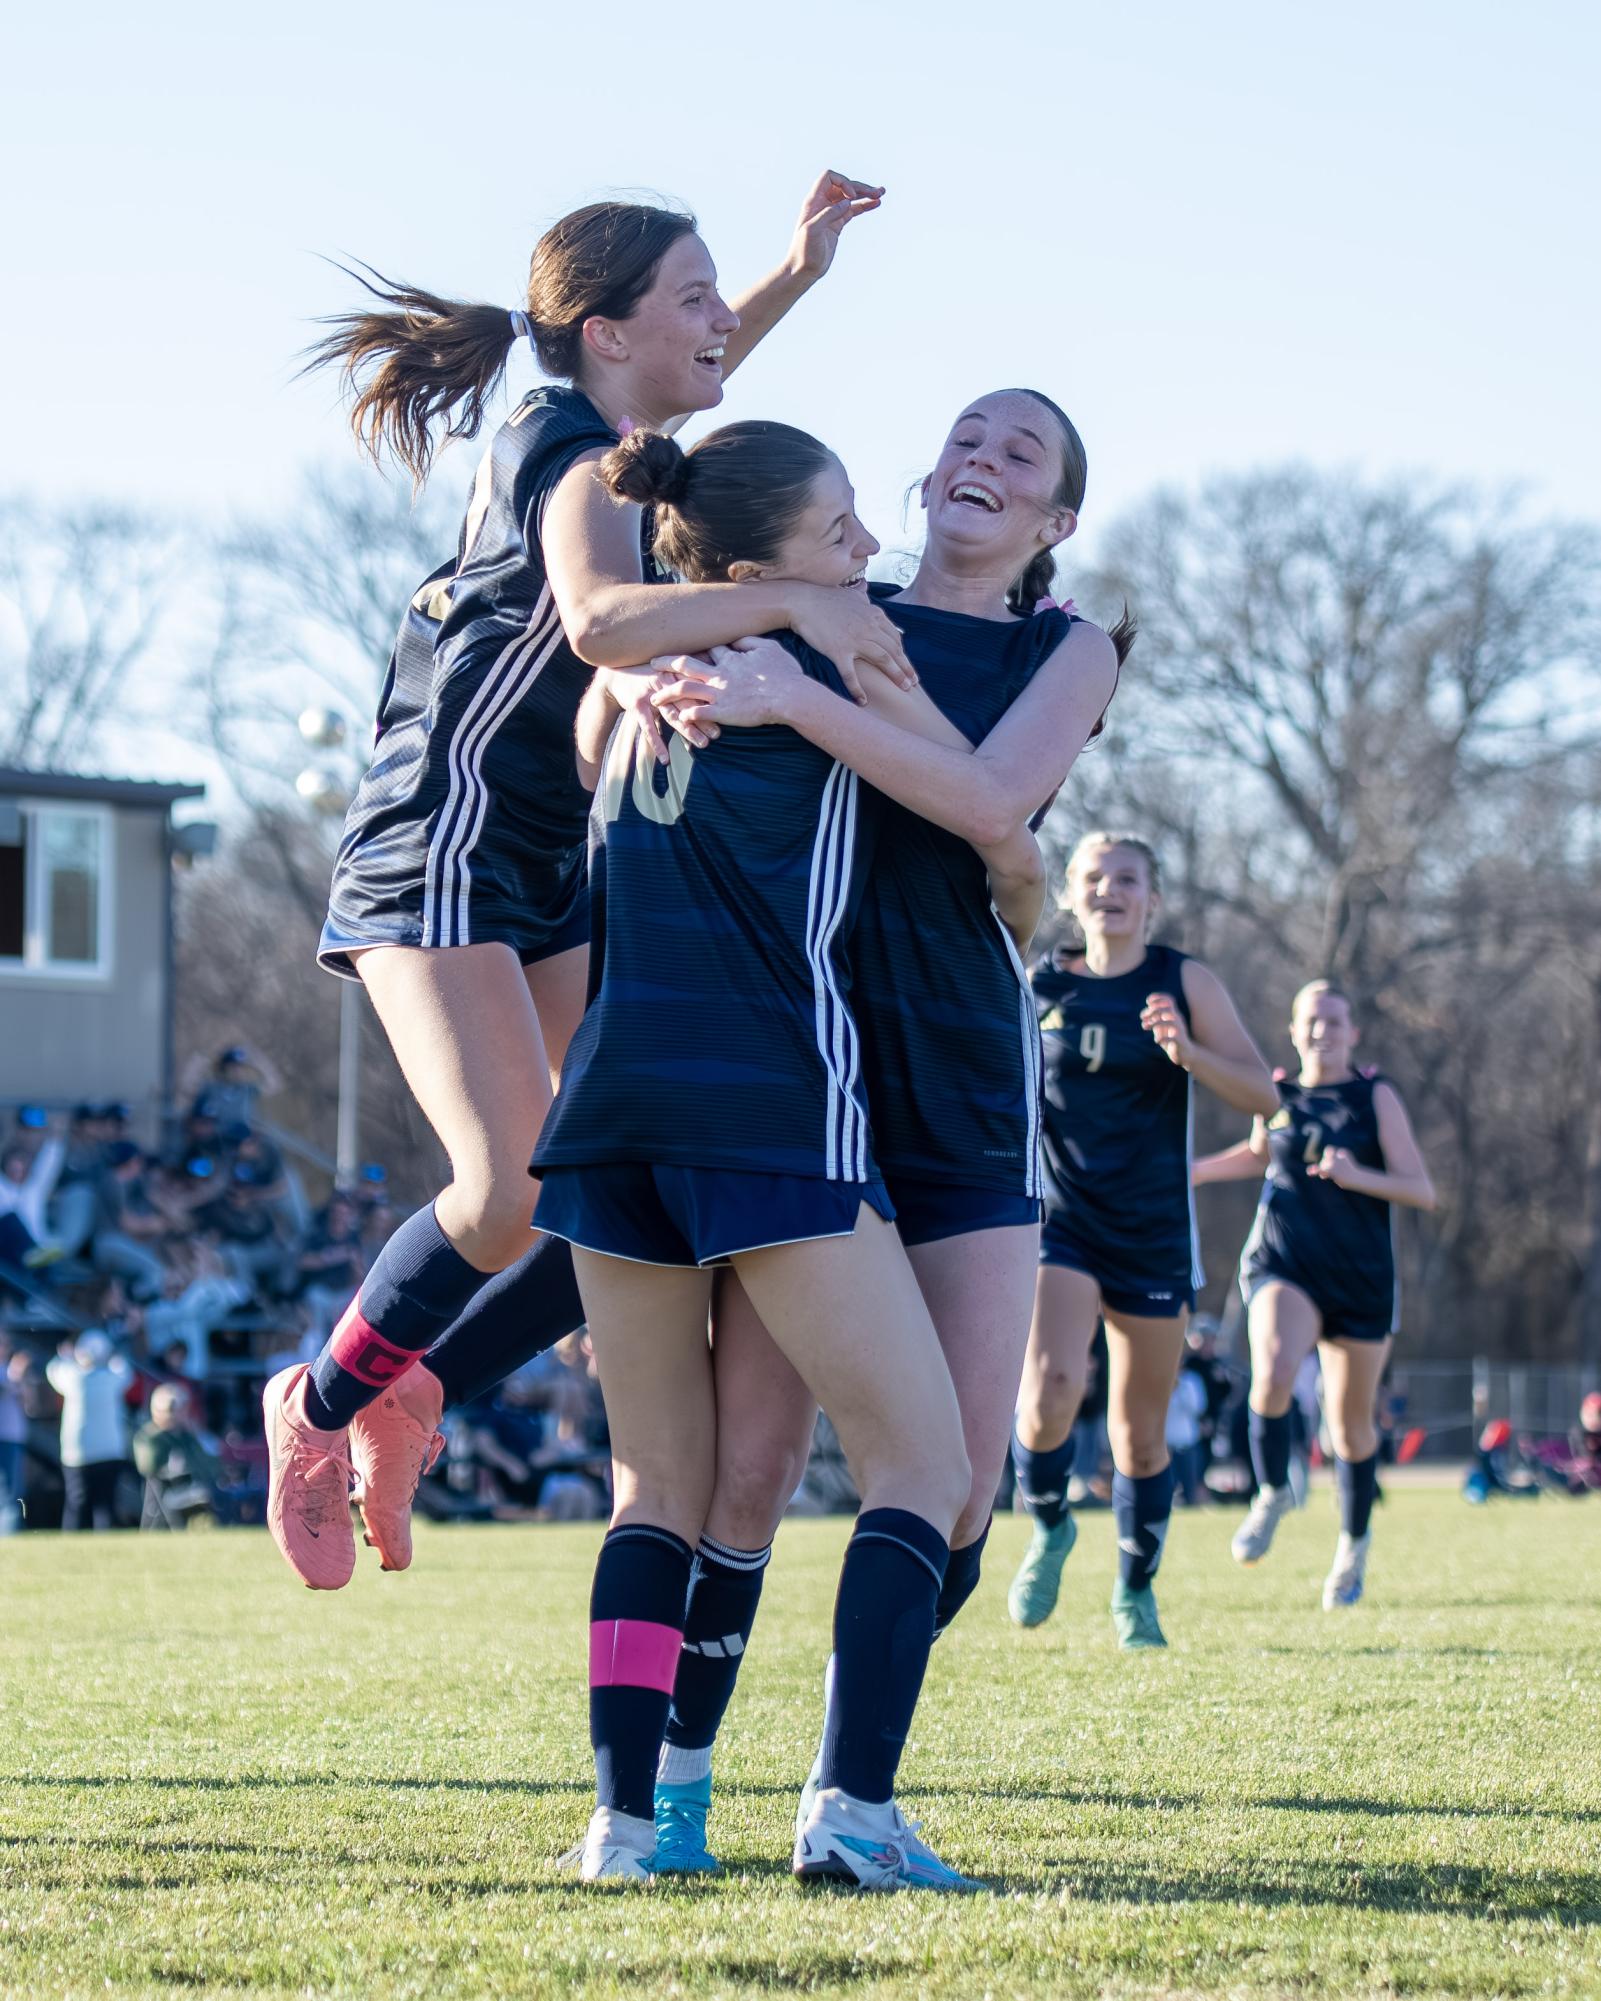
[681,1633,746,1658]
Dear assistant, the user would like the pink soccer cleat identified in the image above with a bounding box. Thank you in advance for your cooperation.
[348,1361,445,1573]
[263,1365,356,1590]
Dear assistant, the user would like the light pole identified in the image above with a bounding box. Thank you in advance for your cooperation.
[296,708,362,1188]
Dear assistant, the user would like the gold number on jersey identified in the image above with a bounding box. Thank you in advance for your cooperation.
[601,721,696,828]
[1079,1023,1107,1073]
[1302,1122,1324,1165]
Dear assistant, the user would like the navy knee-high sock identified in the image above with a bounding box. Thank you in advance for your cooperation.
[1336,1453,1379,1539]
[304,1204,483,1429]
[590,1523,694,1821]
[818,1508,949,1806]
[1011,1430,1075,1529]
[933,1518,990,1638]
[423,1232,585,1409]
[659,1536,771,1782]
[1248,1407,1293,1491]
[1114,1465,1175,1593]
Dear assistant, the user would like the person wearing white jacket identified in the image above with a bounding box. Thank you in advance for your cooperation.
[45,1332,131,1529]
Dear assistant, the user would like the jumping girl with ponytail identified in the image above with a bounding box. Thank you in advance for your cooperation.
[1008,833,1277,1648]
[634,390,1126,1871]
[261,177,908,1592]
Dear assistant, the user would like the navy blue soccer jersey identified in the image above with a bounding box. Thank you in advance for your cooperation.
[848,591,1074,1195]
[320,386,665,973]
[534,634,879,1182]
[1242,1072,1398,1333]
[1034,942,1204,1293]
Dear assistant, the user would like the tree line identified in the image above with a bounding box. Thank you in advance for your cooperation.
[3,466,1597,1367]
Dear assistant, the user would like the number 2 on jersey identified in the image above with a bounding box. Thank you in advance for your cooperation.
[1079,1023,1107,1074]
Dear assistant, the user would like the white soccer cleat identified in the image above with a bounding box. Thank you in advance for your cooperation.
[562,1807,657,1883]
[1232,1484,1294,1566]
[1323,1531,1371,1609]
[792,1786,981,1893]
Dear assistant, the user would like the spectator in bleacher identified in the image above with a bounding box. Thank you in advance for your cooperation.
[1183,1316,1235,1471]
[50,1104,116,1255]
[46,1331,132,1530]
[92,1143,168,1298]
[293,1192,367,1336]
[144,1239,252,1380]
[8,1103,51,1158]
[0,1333,26,1530]
[133,1384,221,1529]
[0,1133,66,1277]
[195,1161,288,1292]
[1166,1366,1210,1506]
[187,1045,281,1131]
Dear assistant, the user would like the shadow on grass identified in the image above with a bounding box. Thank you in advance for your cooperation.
[1006,1855,1601,1924]
[3,1773,587,1796]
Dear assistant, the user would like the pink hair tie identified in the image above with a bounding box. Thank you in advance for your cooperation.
[616,415,636,439]
[1033,594,1079,616]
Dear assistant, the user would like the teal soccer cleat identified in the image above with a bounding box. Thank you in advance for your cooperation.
[1006,1514,1078,1628]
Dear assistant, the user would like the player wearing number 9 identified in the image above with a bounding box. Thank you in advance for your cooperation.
[1009,833,1277,1649]
[1193,980,1436,1610]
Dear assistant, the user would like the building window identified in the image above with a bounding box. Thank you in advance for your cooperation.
[0,802,113,977]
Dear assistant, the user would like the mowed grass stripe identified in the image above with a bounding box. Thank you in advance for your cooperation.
[2,1492,1597,1997]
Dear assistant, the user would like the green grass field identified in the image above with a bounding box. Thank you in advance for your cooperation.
[3,1491,1597,1999]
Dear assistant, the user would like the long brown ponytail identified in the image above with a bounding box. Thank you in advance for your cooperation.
[303,201,697,484]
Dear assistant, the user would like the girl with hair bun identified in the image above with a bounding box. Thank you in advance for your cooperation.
[635,390,1125,1866]
[534,415,1082,1886]
[261,176,906,1596]
[1195,979,1436,1608]
[1008,832,1277,1649]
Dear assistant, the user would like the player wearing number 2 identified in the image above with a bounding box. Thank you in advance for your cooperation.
[1193,980,1435,1608]
[1009,834,1277,1646]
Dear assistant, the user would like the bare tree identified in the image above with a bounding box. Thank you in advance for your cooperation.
[1054,470,1601,1364]
[200,464,460,809]
[0,500,182,767]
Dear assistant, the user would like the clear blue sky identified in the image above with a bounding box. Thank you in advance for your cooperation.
[6,0,1596,751]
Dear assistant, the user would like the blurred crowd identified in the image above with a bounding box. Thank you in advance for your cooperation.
[6,1054,1592,1538]
[0,1048,607,1534]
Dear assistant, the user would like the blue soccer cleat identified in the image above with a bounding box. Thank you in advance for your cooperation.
[1007,1513,1078,1628]
[648,1772,721,1875]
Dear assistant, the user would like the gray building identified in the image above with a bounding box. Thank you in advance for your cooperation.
[0,768,206,1119]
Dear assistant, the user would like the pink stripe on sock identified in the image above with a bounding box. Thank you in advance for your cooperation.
[589,1619,683,1692]
[329,1301,420,1388]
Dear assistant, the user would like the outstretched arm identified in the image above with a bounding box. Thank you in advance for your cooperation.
[657,624,1119,848]
[707,171,884,385]
[1193,1121,1271,1185]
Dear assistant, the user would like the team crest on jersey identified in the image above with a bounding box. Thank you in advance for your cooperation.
[1269,1109,1293,1131]
[1038,1006,1065,1034]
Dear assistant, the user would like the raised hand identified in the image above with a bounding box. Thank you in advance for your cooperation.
[787,170,885,284]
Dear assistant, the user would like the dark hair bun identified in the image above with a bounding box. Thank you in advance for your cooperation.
[600,430,693,509]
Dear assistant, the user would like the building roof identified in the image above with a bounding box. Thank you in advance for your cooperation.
[0,767,206,809]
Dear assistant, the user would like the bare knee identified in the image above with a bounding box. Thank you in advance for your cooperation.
[708,1441,804,1549]
[1250,1364,1297,1417]
[439,1178,537,1271]
[1329,1415,1377,1463]
[1109,1416,1168,1481]
[1020,1359,1086,1441]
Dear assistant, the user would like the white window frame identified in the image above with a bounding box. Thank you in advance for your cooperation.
[0,799,116,981]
